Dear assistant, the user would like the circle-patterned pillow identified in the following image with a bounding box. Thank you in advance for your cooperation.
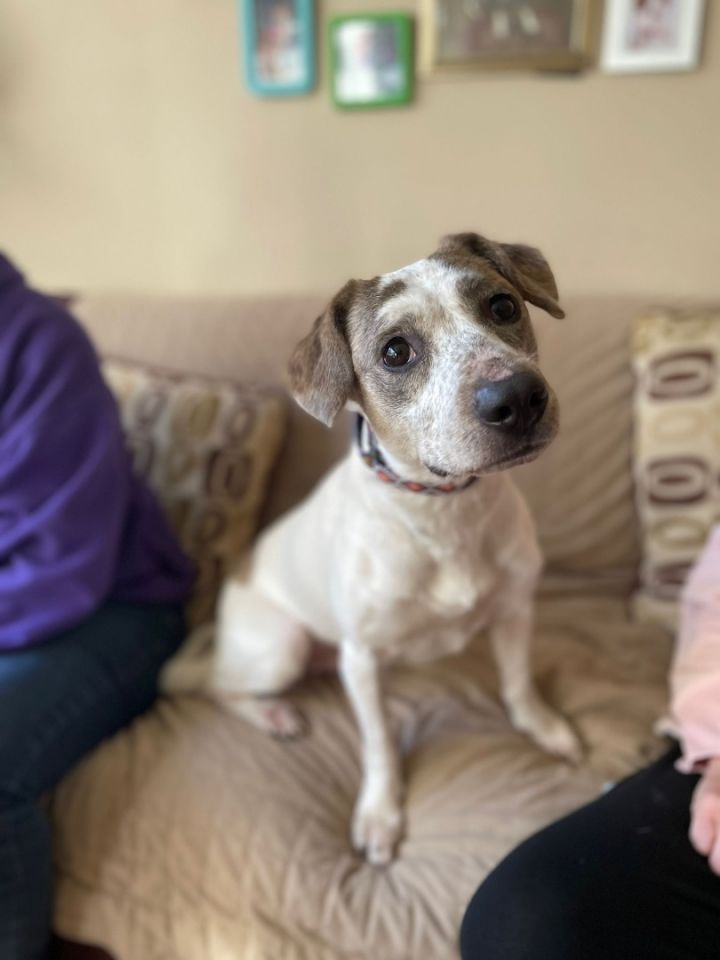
[103,358,287,627]
[632,308,720,629]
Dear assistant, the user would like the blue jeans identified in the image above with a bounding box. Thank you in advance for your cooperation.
[0,602,185,960]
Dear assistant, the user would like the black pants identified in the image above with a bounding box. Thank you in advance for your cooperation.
[461,747,720,960]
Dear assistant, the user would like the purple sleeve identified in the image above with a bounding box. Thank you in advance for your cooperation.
[0,294,133,648]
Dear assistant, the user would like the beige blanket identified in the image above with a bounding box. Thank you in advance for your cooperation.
[52,593,671,960]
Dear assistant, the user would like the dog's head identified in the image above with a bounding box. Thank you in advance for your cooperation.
[289,232,564,482]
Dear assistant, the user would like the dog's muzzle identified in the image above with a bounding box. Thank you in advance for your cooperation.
[474,371,548,435]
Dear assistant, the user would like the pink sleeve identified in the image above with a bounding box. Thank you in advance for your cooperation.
[670,526,720,773]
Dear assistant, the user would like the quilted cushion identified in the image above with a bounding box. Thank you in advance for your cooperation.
[52,595,670,960]
[632,307,720,628]
[103,359,287,626]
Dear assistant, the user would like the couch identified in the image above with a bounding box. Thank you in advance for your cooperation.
[50,293,676,960]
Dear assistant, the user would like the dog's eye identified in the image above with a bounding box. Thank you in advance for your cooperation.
[489,294,518,324]
[382,337,416,369]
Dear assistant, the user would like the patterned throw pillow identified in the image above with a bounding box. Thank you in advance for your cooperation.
[103,359,287,627]
[632,308,720,629]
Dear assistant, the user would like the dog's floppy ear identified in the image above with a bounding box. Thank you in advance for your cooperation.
[500,242,565,319]
[288,281,357,427]
[438,232,565,319]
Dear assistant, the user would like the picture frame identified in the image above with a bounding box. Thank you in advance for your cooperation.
[241,0,315,96]
[420,0,594,73]
[601,0,705,74]
[329,13,414,109]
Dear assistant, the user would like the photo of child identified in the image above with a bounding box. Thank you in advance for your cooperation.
[330,15,413,108]
[334,21,404,103]
[254,0,306,86]
[626,0,680,51]
[602,0,704,73]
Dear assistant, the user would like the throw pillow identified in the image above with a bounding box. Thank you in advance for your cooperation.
[103,358,287,627]
[632,307,720,628]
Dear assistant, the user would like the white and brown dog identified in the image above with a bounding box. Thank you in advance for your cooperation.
[162,231,581,864]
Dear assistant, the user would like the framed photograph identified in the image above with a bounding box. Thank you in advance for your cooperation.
[421,0,594,72]
[241,0,315,96]
[329,14,414,109]
[601,0,705,73]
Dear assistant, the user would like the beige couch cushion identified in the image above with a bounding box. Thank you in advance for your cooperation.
[631,307,720,629]
[103,357,287,626]
[52,595,670,960]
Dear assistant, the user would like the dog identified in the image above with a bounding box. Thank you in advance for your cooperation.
[161,231,582,865]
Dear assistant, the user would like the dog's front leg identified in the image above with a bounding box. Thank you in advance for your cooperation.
[490,602,582,763]
[339,643,403,865]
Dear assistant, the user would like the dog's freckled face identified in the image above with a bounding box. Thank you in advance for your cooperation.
[289,232,565,483]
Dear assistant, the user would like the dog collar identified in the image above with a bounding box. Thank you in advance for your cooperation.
[355,415,478,496]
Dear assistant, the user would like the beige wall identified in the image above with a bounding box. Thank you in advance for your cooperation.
[1,0,719,298]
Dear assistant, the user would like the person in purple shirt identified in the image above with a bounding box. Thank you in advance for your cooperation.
[0,253,195,960]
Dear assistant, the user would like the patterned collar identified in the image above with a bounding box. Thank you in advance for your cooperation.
[355,415,478,496]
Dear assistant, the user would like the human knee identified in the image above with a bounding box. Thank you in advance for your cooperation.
[0,775,36,811]
[460,833,590,960]
[0,787,20,815]
[0,784,44,843]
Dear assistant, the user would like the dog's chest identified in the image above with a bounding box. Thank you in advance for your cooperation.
[425,560,483,616]
[358,520,498,663]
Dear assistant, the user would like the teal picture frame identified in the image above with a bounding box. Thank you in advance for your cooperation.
[241,0,315,97]
[329,13,414,109]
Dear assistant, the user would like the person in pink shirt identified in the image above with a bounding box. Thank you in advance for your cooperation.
[461,526,720,959]
[670,526,720,873]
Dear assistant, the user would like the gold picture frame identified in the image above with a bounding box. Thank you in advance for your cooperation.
[420,0,596,73]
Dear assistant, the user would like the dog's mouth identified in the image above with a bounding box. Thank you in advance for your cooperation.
[424,438,549,481]
[481,440,548,473]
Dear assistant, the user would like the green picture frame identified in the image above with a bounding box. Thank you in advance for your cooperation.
[329,13,414,109]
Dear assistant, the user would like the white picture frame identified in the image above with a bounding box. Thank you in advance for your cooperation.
[601,0,705,74]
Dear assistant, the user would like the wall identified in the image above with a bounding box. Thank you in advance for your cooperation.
[0,0,718,298]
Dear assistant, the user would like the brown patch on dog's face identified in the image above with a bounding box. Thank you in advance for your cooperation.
[454,274,537,355]
[376,278,406,306]
[289,232,563,480]
[432,232,565,320]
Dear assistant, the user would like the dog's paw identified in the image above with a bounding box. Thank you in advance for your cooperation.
[533,714,583,764]
[262,700,308,740]
[226,696,307,740]
[529,707,583,764]
[352,797,404,866]
[513,700,583,764]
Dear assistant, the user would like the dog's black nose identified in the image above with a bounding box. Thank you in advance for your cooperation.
[474,371,549,433]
